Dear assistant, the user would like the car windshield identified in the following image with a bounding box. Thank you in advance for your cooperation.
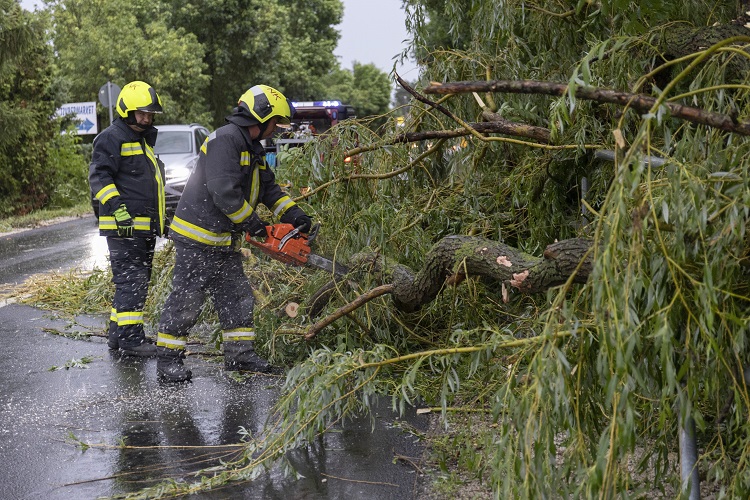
[154,131,193,155]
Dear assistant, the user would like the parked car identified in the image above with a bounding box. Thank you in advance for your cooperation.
[154,123,210,218]
[91,123,210,221]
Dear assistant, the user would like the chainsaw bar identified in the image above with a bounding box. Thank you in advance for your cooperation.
[306,253,349,277]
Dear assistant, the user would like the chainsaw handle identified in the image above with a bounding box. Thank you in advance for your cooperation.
[278,226,302,250]
[244,223,276,244]
[307,223,320,245]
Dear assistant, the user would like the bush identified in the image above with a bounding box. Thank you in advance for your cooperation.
[0,4,88,217]
[48,131,90,209]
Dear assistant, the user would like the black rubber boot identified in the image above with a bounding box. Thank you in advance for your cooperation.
[107,320,119,350]
[157,346,192,382]
[223,341,280,373]
[119,339,157,357]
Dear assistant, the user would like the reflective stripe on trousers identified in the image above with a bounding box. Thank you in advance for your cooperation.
[158,240,255,339]
[222,328,256,342]
[106,236,155,348]
[156,332,187,350]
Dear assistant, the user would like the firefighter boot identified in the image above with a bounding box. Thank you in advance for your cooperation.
[223,341,279,373]
[157,346,192,382]
[116,322,157,356]
[107,318,119,350]
[119,339,157,357]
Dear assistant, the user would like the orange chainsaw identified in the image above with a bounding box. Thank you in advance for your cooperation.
[245,223,349,277]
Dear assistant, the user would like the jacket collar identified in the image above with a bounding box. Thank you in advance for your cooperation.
[229,122,265,154]
[113,117,158,147]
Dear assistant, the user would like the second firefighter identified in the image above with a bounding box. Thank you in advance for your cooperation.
[156,84,312,382]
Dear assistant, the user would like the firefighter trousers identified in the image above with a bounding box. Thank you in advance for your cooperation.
[107,236,156,348]
[158,240,255,338]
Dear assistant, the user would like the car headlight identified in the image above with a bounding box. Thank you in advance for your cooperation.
[165,158,197,185]
[166,166,191,184]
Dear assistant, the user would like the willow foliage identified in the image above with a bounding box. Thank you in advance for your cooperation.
[80,1,750,498]
[392,1,748,497]
[265,1,750,497]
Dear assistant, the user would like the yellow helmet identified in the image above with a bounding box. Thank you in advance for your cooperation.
[116,81,163,119]
[237,85,293,125]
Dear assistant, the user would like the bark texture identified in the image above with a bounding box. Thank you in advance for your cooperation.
[303,236,594,339]
[423,80,750,136]
[346,236,594,313]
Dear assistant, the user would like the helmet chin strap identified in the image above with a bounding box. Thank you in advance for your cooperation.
[257,120,271,137]
[124,112,151,134]
[124,112,138,126]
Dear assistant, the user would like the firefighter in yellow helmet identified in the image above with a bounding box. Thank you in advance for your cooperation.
[89,81,166,357]
[156,85,311,382]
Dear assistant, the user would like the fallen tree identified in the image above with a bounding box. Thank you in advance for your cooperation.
[48,2,750,499]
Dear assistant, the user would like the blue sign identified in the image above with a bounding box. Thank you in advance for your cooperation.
[78,118,96,133]
[56,101,98,135]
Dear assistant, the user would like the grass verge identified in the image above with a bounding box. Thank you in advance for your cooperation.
[0,202,93,233]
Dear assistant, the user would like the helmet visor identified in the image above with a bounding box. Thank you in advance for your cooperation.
[137,103,163,114]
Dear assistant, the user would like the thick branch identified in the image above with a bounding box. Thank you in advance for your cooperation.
[386,236,593,312]
[305,236,594,339]
[424,80,750,136]
[342,120,551,159]
[305,284,395,340]
[395,72,544,148]
[394,120,551,144]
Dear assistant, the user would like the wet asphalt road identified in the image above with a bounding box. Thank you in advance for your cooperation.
[0,218,429,499]
[0,215,108,285]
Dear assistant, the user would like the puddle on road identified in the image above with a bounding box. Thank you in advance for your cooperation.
[0,321,427,500]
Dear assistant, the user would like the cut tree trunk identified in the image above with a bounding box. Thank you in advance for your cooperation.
[383,236,594,312]
[304,236,594,339]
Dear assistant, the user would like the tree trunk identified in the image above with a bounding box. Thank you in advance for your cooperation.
[347,236,593,313]
[304,236,594,338]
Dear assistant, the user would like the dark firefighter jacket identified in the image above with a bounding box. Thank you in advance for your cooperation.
[169,122,304,249]
[89,118,167,237]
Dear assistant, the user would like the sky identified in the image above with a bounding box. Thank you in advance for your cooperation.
[333,0,418,80]
[18,0,418,80]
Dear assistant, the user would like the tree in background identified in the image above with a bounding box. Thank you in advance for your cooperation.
[347,62,391,119]
[47,0,210,126]
[319,62,391,126]
[0,1,83,216]
[42,0,393,128]
[276,0,343,100]
[166,0,343,128]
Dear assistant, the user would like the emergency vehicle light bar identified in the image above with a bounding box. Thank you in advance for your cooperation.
[291,100,341,108]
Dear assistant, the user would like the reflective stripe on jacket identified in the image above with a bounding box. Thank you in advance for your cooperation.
[169,122,304,249]
[89,118,166,237]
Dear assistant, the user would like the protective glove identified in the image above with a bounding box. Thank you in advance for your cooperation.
[241,213,270,238]
[293,214,312,233]
[113,204,134,237]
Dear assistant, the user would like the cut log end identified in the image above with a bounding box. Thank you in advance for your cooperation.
[285,302,299,318]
